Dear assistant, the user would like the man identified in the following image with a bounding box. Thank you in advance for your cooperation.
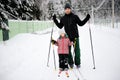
[53,3,90,68]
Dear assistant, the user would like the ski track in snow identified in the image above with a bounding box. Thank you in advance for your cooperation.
[0,26,120,80]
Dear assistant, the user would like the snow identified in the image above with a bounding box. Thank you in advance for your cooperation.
[0,25,120,80]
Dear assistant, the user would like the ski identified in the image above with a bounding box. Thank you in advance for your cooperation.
[76,68,86,80]
[57,69,81,80]
[70,69,80,80]
[57,71,70,80]
[57,71,69,78]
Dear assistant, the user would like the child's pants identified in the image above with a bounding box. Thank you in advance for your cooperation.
[58,54,69,71]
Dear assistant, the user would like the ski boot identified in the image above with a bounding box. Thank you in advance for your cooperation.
[65,71,69,78]
[76,65,81,68]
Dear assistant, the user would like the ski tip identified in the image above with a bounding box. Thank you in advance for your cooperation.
[67,76,69,78]
[47,65,49,67]
[93,67,96,69]
[58,75,60,77]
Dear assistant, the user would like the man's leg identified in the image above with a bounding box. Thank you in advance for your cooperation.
[68,46,74,68]
[74,38,81,66]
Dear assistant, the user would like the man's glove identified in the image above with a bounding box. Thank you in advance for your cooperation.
[53,14,56,20]
[87,14,91,19]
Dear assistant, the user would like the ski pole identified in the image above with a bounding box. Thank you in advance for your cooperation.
[89,20,96,69]
[73,38,77,62]
[47,21,54,67]
[52,44,56,70]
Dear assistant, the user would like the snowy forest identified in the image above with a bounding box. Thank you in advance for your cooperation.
[0,0,120,20]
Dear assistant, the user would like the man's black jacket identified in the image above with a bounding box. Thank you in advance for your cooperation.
[53,13,90,41]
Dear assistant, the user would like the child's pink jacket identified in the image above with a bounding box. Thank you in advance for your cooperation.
[55,37,73,54]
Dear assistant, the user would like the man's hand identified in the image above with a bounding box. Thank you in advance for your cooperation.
[53,14,56,20]
[87,14,91,19]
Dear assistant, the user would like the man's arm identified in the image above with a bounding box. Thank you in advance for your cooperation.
[76,14,90,26]
[53,14,63,29]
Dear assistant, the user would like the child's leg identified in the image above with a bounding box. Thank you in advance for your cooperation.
[63,54,69,70]
[59,54,64,70]
[64,54,69,77]
[58,54,64,77]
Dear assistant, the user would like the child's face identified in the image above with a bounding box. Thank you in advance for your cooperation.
[61,33,65,37]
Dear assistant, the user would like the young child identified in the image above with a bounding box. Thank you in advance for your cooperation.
[51,30,73,77]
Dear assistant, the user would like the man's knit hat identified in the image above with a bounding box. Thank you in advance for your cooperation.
[64,3,71,9]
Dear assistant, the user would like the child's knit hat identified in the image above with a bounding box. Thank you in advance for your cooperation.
[58,28,65,35]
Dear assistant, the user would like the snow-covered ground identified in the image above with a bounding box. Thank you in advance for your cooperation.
[0,25,120,80]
